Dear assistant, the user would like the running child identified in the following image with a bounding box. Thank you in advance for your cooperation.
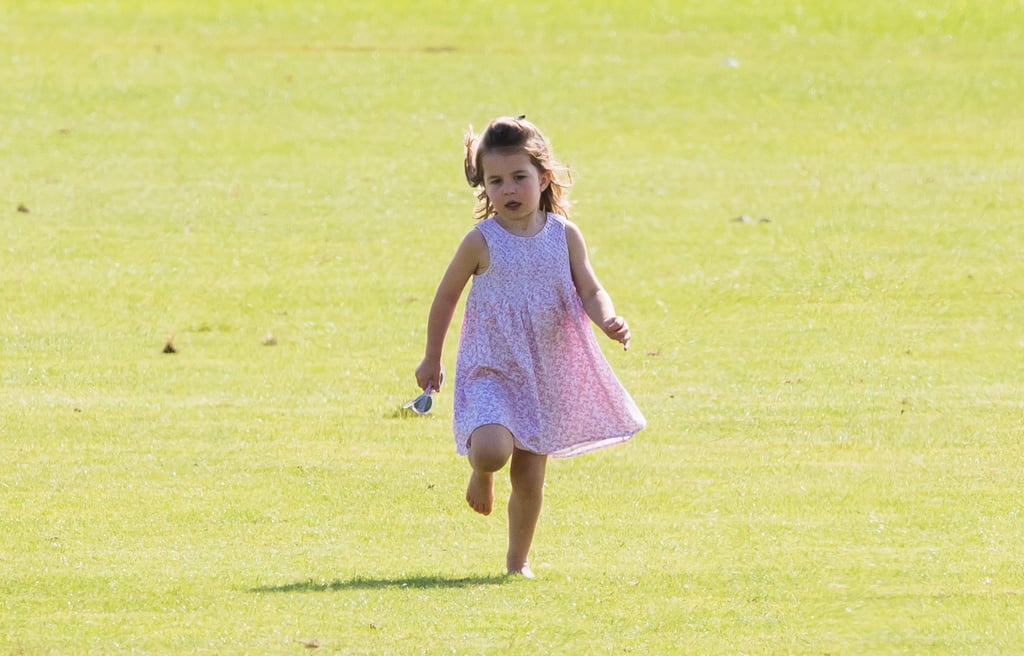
[415,115,645,578]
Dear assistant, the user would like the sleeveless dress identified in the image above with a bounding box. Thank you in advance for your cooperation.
[453,214,646,458]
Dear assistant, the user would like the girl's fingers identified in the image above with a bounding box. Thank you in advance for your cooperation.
[421,372,444,392]
[605,317,631,350]
[415,361,444,392]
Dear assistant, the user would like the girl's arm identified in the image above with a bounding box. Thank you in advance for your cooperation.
[415,229,487,390]
[565,221,631,350]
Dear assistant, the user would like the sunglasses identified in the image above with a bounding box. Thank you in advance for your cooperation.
[403,375,443,415]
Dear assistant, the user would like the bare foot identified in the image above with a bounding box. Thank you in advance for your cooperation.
[466,471,494,515]
[506,562,535,579]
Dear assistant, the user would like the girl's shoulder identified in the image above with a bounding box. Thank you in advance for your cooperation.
[549,213,584,234]
[557,217,591,260]
[462,224,488,249]
[547,212,569,227]
[449,226,489,276]
[553,214,583,239]
[473,216,500,239]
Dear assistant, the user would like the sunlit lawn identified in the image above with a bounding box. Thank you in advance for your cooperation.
[2,1,1022,653]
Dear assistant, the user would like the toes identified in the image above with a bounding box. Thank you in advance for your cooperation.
[467,496,492,515]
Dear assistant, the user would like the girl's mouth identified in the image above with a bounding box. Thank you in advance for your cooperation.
[505,201,521,210]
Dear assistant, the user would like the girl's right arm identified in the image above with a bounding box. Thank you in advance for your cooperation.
[415,229,487,392]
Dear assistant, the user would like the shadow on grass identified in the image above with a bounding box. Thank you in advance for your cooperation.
[250,574,509,593]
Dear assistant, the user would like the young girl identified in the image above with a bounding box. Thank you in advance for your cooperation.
[415,116,645,578]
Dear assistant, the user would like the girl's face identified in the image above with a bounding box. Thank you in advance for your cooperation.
[481,150,551,223]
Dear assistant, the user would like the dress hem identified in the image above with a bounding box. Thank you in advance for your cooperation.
[455,429,639,459]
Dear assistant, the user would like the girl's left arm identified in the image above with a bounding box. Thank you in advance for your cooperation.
[415,229,486,390]
[565,221,631,350]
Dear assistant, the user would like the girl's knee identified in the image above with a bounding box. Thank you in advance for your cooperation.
[468,425,515,472]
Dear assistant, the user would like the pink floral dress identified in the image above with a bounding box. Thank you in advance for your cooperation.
[453,214,646,458]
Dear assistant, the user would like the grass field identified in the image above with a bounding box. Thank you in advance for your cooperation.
[2,1,1023,653]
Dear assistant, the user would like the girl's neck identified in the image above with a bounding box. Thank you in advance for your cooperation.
[494,210,547,237]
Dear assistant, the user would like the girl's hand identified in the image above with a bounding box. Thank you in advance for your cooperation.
[415,358,444,392]
[602,316,631,351]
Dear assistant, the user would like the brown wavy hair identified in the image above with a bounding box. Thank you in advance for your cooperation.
[464,116,572,221]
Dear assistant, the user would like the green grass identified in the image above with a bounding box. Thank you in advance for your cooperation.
[2,0,1023,653]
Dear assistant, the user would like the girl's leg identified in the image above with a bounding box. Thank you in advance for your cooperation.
[506,448,547,577]
[466,424,515,515]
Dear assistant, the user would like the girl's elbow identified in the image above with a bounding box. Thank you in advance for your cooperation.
[584,286,609,304]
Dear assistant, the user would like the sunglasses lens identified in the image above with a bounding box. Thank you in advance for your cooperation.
[413,394,433,414]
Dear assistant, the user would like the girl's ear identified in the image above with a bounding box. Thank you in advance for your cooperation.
[540,170,552,191]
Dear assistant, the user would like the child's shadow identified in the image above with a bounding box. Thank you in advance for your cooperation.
[250,574,508,593]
